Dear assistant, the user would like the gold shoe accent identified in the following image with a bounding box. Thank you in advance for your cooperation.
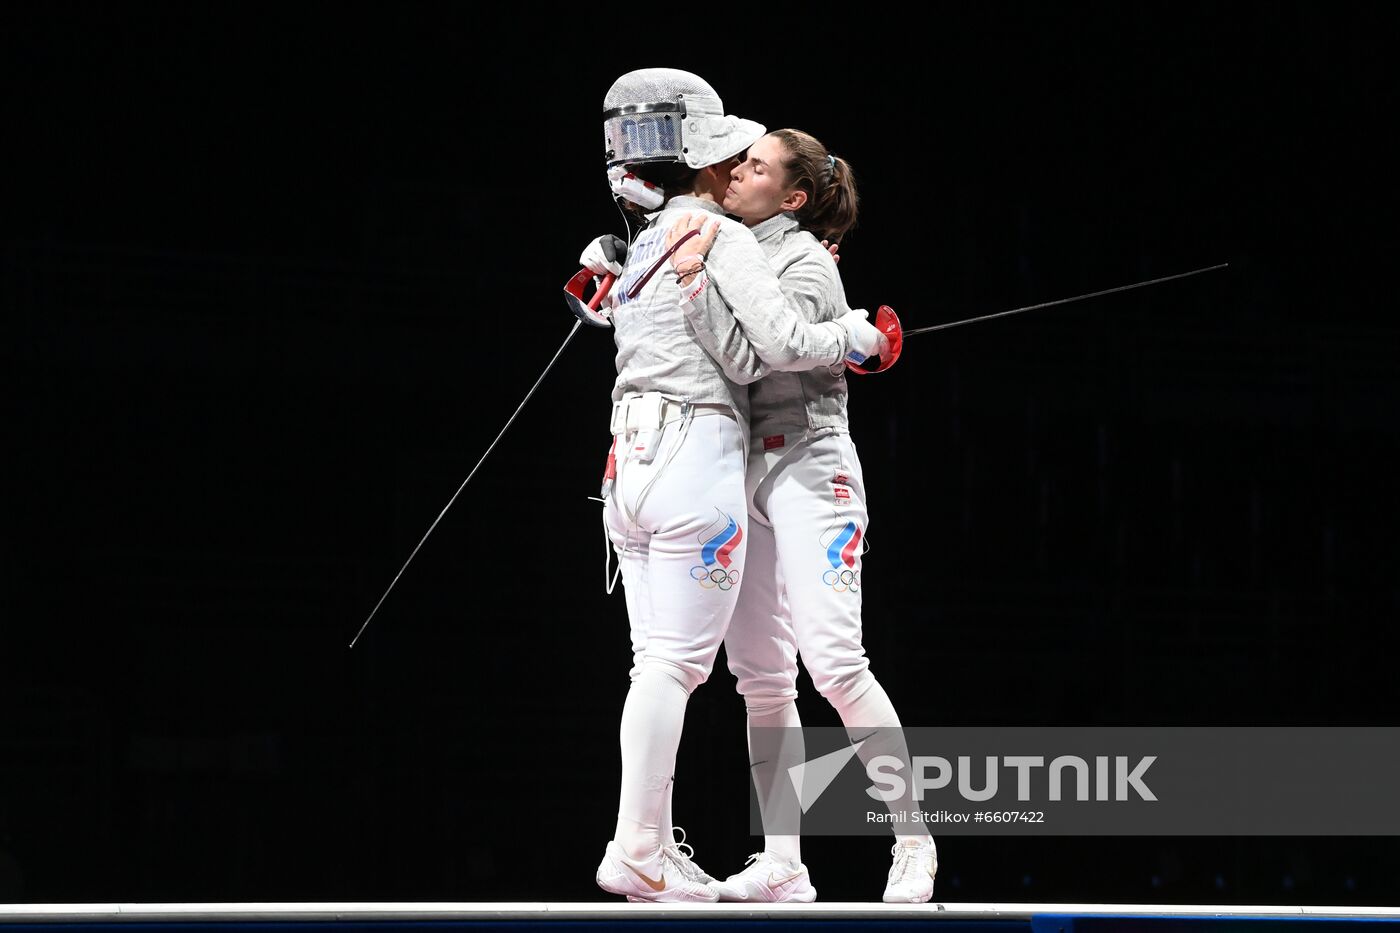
[626,863,667,892]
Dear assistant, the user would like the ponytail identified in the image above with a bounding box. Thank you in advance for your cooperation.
[769,128,859,243]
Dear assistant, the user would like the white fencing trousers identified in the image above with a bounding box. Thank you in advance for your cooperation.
[605,410,749,694]
[724,430,872,711]
[726,429,931,847]
[604,410,748,857]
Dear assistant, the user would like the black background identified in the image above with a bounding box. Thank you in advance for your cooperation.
[3,2,1399,906]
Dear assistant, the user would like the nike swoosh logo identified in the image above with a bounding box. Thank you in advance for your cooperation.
[770,870,806,886]
[627,864,667,892]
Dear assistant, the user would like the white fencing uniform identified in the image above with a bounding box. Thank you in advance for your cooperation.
[601,197,851,863]
[728,429,871,712]
[604,196,851,694]
[681,211,881,710]
[607,409,748,695]
[681,211,933,864]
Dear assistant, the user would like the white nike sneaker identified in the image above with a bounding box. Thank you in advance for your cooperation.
[882,838,937,903]
[595,840,719,902]
[712,851,818,903]
[665,827,717,885]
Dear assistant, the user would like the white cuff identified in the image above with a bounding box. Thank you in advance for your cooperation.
[679,270,710,304]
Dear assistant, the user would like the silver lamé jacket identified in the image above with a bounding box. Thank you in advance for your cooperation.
[681,210,854,438]
[607,197,850,424]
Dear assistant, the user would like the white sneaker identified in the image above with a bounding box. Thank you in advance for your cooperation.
[665,827,717,885]
[712,851,818,903]
[882,838,937,903]
[595,840,719,902]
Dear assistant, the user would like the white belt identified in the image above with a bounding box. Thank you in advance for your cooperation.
[610,391,732,436]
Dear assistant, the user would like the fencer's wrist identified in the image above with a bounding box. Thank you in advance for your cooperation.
[674,256,705,278]
[679,269,708,301]
[820,320,851,362]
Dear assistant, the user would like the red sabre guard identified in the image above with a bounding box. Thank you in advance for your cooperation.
[564,270,618,327]
[845,305,904,375]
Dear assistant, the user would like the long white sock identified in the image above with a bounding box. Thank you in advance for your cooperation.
[747,700,804,865]
[659,775,675,848]
[614,664,691,861]
[832,676,932,846]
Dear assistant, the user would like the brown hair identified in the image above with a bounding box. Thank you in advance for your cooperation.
[769,128,859,243]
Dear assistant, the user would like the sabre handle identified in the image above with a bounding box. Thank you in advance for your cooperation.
[564,270,617,328]
[589,271,616,309]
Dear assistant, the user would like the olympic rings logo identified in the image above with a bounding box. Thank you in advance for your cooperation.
[822,569,861,593]
[691,566,740,591]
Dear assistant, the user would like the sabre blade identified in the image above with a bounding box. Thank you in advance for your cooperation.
[903,262,1229,338]
[349,319,584,648]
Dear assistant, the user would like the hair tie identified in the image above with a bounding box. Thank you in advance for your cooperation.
[828,154,837,169]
